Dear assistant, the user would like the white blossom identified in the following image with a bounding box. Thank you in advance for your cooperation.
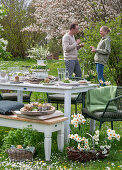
[22,0,121,38]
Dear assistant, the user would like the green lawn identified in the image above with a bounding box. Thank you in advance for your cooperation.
[0,59,121,170]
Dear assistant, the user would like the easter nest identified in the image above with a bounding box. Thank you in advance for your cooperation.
[67,147,109,162]
[7,147,35,161]
[20,106,55,116]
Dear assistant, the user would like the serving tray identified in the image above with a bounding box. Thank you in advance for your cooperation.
[13,110,64,120]
[20,106,55,116]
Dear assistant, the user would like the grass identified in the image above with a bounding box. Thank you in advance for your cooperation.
[0,59,122,170]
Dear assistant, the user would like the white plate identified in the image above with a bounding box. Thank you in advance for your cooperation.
[59,83,80,86]
[43,83,55,86]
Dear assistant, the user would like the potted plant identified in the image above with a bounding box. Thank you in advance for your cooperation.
[67,113,120,162]
[27,45,49,65]
[27,45,49,79]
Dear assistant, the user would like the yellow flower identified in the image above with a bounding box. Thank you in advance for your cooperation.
[64,166,67,169]
[99,79,103,84]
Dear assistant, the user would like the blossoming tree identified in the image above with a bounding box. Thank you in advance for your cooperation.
[23,0,121,39]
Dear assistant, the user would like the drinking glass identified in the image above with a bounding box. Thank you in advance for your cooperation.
[65,71,69,79]
[58,68,66,81]
[0,70,8,82]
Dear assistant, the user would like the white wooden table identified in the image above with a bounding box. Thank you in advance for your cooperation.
[0,82,98,141]
[0,113,68,161]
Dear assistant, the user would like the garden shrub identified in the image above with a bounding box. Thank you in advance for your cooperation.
[2,126,44,157]
[79,16,121,85]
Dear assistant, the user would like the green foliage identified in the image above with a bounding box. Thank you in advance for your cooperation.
[2,125,43,156]
[47,38,62,55]
[0,0,46,59]
[108,16,122,86]
[79,16,121,85]
[31,64,48,69]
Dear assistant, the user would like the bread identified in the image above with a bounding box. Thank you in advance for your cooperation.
[78,80,88,84]
[14,76,19,82]
[24,104,32,111]
[16,145,23,149]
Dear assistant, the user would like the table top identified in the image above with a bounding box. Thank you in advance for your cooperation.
[0,113,68,125]
[0,81,98,90]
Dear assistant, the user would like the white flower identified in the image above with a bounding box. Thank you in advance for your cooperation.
[93,134,99,142]
[71,113,76,118]
[105,145,111,149]
[111,130,115,134]
[102,149,107,154]
[107,131,113,138]
[84,139,88,145]
[105,167,111,170]
[100,146,105,150]
[108,136,112,140]
[111,163,115,166]
[107,129,112,133]
[95,142,98,145]
[81,137,86,141]
[74,122,78,128]
[74,134,78,139]
[81,119,86,124]
[77,143,81,150]
[95,130,99,135]
[115,134,120,141]
[76,136,82,142]
[70,134,75,140]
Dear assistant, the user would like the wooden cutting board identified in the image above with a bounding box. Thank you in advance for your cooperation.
[13,110,64,120]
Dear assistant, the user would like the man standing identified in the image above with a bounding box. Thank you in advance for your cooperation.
[62,22,84,78]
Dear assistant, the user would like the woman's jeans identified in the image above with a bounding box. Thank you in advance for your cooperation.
[96,63,105,85]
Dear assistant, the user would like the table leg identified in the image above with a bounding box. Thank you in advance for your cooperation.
[57,122,64,152]
[17,90,23,103]
[90,119,96,132]
[64,90,71,143]
[44,131,52,161]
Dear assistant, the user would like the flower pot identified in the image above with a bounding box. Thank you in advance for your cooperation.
[67,147,109,162]
[37,60,46,65]
[52,53,59,60]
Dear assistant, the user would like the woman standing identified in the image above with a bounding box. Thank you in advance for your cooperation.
[90,26,111,85]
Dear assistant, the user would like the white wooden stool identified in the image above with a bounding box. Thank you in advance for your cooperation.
[0,111,68,161]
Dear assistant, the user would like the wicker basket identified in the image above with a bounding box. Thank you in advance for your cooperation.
[7,148,35,161]
[67,147,109,162]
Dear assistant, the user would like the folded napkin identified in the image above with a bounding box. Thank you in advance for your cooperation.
[86,86,117,113]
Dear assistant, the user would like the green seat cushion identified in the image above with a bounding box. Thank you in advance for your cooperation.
[86,86,117,113]
[0,100,24,115]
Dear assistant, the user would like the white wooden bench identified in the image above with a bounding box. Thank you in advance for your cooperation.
[0,111,68,161]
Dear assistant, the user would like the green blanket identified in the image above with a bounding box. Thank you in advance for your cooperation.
[86,86,117,113]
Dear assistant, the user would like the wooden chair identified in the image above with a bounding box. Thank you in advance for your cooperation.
[82,86,122,129]
[0,91,32,103]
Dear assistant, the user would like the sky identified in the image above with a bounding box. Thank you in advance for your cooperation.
[26,0,32,6]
